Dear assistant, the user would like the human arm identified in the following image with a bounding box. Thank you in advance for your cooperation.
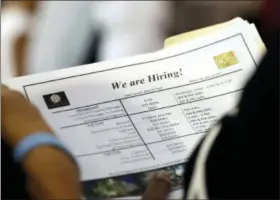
[1,84,82,200]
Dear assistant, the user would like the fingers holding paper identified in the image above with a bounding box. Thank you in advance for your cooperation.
[142,171,172,200]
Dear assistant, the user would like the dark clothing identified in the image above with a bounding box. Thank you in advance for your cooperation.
[2,140,30,199]
[184,2,279,198]
[184,29,279,199]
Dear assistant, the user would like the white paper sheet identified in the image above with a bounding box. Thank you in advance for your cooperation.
[4,19,264,199]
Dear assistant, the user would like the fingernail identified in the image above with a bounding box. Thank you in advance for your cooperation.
[156,171,169,178]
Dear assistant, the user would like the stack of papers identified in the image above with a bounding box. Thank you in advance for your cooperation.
[5,17,265,199]
[164,17,265,53]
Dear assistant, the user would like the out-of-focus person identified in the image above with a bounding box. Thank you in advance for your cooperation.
[1,1,264,79]
[2,1,171,76]
[1,0,37,79]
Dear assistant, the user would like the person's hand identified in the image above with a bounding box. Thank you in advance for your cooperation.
[142,171,172,200]
[1,84,53,147]
[2,84,82,200]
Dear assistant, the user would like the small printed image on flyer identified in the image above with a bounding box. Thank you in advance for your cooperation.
[83,164,185,198]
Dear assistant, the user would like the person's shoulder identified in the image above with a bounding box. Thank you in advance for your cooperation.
[184,28,279,199]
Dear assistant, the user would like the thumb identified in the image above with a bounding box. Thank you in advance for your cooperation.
[142,171,172,200]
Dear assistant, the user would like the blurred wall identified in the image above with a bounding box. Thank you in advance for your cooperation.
[170,1,264,35]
